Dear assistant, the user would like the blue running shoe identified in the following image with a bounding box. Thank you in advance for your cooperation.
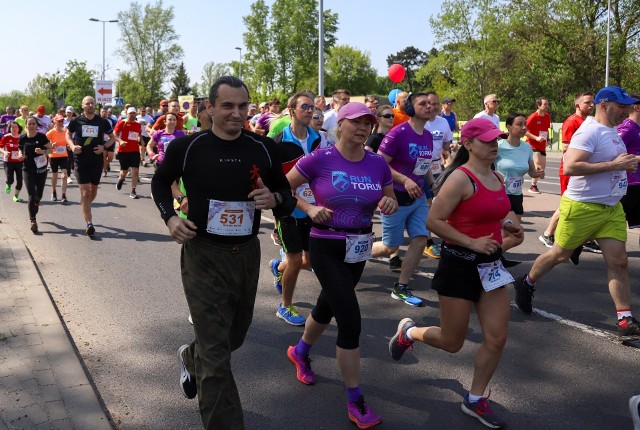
[390,283,422,307]
[270,259,283,294]
[276,304,306,326]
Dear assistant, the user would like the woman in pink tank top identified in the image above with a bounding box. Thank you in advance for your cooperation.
[387,118,524,429]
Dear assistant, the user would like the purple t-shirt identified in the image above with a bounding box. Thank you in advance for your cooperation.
[0,115,16,134]
[295,147,393,239]
[152,129,186,164]
[378,121,433,192]
[618,118,640,186]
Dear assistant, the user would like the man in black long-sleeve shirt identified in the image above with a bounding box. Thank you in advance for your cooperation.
[151,76,295,430]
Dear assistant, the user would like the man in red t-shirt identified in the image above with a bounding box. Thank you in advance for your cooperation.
[114,107,143,199]
[539,91,594,248]
[525,97,552,193]
[151,99,184,132]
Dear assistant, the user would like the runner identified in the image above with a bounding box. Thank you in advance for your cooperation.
[285,102,396,429]
[371,92,435,307]
[0,106,16,134]
[147,112,185,169]
[33,105,52,134]
[100,107,117,176]
[514,86,640,337]
[495,112,543,263]
[136,106,153,167]
[388,118,520,429]
[269,92,322,326]
[617,92,640,244]
[19,117,52,234]
[151,75,296,430]
[473,94,501,128]
[0,121,23,202]
[525,97,551,194]
[365,105,394,153]
[66,96,116,237]
[114,107,143,198]
[46,115,69,202]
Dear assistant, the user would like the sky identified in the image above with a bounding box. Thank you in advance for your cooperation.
[2,0,444,95]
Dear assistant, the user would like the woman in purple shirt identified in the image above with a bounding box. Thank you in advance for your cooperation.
[146,113,185,168]
[284,102,397,429]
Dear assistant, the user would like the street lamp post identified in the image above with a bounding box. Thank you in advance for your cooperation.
[89,18,119,81]
[235,47,242,79]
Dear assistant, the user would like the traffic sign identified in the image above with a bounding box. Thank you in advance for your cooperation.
[95,80,113,105]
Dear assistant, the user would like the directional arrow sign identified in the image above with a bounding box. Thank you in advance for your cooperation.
[95,80,113,105]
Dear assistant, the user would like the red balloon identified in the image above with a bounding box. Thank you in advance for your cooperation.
[388,64,406,83]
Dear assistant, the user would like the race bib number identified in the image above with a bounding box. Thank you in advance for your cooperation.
[344,233,373,263]
[611,171,628,197]
[11,151,20,159]
[539,131,548,141]
[505,176,523,194]
[34,154,47,169]
[206,200,255,236]
[296,183,315,204]
[128,132,139,141]
[430,160,442,175]
[477,260,514,292]
[413,157,432,175]
[55,145,67,154]
[81,125,98,138]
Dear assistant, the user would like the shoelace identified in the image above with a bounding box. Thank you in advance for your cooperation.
[355,397,369,416]
[400,287,416,297]
[284,306,301,317]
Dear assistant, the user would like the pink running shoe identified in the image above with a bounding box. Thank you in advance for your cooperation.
[348,395,382,429]
[287,345,316,385]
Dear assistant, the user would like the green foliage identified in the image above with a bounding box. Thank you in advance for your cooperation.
[26,72,63,111]
[170,62,193,99]
[424,0,640,120]
[117,71,147,107]
[386,46,431,92]
[116,0,184,106]
[195,62,231,97]
[60,60,96,110]
[242,0,338,97]
[325,45,377,95]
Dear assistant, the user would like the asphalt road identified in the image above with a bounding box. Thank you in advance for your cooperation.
[0,156,638,430]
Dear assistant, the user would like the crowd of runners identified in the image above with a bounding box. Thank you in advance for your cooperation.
[2,77,640,429]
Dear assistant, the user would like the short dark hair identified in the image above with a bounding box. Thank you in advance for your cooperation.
[208,76,250,107]
[574,91,594,103]
[364,95,378,103]
[269,98,281,106]
[536,96,548,107]
[288,92,313,110]
[505,112,526,127]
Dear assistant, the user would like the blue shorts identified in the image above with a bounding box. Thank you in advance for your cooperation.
[381,195,429,247]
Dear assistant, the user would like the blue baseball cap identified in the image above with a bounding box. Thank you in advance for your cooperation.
[594,86,639,105]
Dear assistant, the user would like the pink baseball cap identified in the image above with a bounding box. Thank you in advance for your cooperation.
[461,118,507,142]
[337,102,377,124]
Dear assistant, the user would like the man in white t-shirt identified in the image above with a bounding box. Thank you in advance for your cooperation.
[137,106,154,166]
[473,94,500,128]
[323,89,351,146]
[423,92,452,259]
[515,86,640,337]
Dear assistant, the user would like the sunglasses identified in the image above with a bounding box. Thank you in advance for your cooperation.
[299,104,314,112]
[380,113,394,119]
[161,104,169,107]
[489,100,500,104]
[312,114,323,120]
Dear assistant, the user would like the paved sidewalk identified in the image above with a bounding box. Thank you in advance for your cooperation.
[0,220,112,430]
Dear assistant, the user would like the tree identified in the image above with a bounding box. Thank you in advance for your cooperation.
[117,70,147,107]
[325,45,377,95]
[60,60,96,110]
[27,71,63,110]
[195,62,231,97]
[386,46,429,92]
[116,0,184,106]
[170,62,192,98]
[243,0,339,96]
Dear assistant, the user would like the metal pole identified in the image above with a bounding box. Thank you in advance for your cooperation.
[318,0,324,96]
[605,0,611,86]
[102,21,106,81]
[235,47,242,79]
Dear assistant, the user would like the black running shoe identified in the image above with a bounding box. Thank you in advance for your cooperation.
[569,246,583,266]
[178,344,197,399]
[30,221,38,234]
[618,316,640,336]
[86,223,95,237]
[514,275,534,314]
[461,393,505,429]
[582,240,602,254]
[389,255,403,272]
[389,318,415,361]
